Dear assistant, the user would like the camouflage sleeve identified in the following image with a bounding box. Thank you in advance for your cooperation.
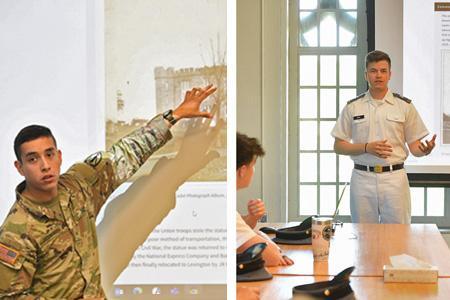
[68,114,172,215]
[0,232,38,299]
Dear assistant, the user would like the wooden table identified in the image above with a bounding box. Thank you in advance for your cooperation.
[238,276,450,300]
[238,223,450,299]
[263,223,450,277]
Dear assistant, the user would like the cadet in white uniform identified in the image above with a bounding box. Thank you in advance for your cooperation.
[331,50,436,224]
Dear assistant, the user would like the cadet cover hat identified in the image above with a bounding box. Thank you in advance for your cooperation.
[293,266,355,299]
[237,243,273,282]
[259,216,314,245]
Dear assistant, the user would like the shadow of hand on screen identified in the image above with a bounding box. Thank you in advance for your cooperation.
[97,110,224,297]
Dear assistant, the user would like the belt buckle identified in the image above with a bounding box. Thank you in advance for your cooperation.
[374,165,383,173]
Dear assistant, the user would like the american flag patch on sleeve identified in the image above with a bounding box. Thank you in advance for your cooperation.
[0,242,19,265]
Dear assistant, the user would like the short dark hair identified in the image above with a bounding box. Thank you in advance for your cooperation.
[237,132,265,170]
[14,125,57,162]
[365,50,391,69]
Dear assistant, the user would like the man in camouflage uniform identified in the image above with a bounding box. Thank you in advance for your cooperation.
[0,85,216,299]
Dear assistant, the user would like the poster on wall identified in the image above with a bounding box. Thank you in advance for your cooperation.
[404,0,450,173]
[436,3,450,143]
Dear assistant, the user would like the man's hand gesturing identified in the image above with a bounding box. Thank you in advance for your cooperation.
[172,84,217,121]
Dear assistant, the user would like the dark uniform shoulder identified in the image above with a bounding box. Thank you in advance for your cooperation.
[393,92,412,104]
[347,93,365,105]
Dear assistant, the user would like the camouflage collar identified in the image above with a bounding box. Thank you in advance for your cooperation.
[15,181,57,220]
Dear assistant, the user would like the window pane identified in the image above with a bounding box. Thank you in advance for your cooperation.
[300,89,317,118]
[300,55,317,86]
[300,121,317,150]
[411,187,424,216]
[339,0,357,10]
[300,154,317,182]
[320,185,336,215]
[339,55,356,85]
[339,155,353,182]
[300,12,318,47]
[299,0,318,9]
[320,121,335,150]
[320,153,336,182]
[300,185,317,215]
[320,12,337,47]
[339,12,357,47]
[427,188,444,216]
[320,89,336,118]
[320,0,337,9]
[320,55,336,86]
[338,183,350,215]
[339,88,357,113]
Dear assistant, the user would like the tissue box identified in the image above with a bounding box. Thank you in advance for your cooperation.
[383,265,438,283]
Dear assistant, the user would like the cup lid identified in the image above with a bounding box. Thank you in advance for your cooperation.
[312,216,333,225]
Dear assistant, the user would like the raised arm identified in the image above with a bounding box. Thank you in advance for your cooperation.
[67,85,217,214]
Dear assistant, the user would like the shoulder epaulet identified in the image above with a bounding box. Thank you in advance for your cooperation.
[347,93,365,105]
[393,93,412,104]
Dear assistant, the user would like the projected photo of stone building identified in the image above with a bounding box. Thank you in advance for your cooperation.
[106,64,227,182]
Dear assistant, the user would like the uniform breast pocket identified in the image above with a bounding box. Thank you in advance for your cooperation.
[351,117,369,143]
[386,113,405,139]
[45,228,75,262]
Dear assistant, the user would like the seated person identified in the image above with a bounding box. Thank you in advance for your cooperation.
[236,132,293,266]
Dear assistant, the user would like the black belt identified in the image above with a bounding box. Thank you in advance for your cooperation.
[354,163,404,173]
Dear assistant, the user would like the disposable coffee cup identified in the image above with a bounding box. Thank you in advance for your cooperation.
[312,216,333,261]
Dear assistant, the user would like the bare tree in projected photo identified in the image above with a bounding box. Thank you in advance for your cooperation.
[442,50,450,143]
[105,41,227,182]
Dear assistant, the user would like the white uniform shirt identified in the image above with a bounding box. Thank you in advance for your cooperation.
[236,211,257,249]
[331,90,429,165]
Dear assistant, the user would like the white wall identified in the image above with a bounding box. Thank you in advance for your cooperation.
[0,0,104,221]
[375,0,403,93]
[236,0,263,213]
[237,0,287,221]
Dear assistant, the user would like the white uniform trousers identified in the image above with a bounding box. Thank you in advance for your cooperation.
[350,168,411,224]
